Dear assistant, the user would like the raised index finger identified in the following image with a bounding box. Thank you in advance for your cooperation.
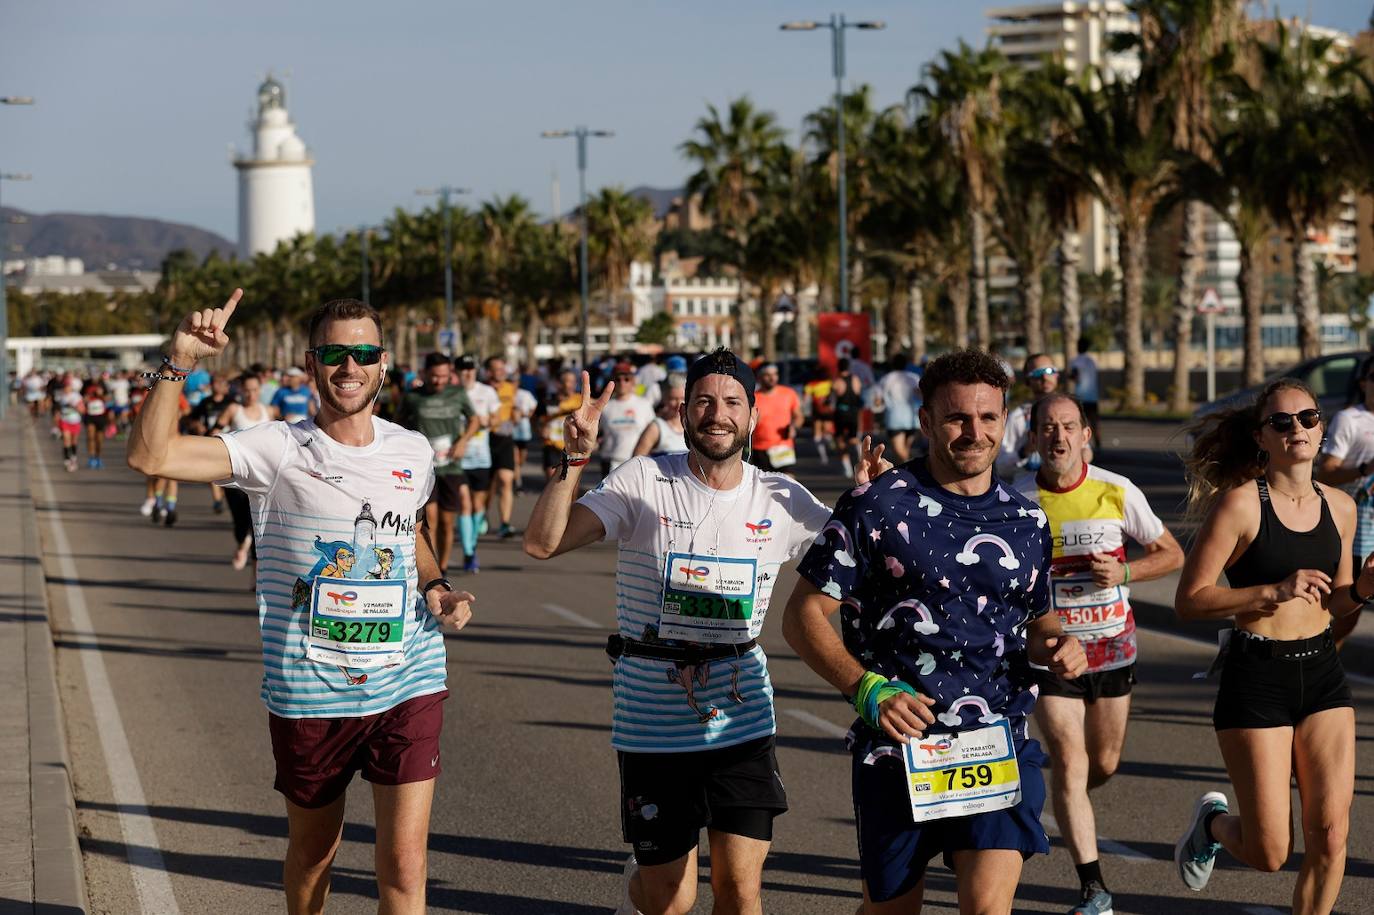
[216,288,243,328]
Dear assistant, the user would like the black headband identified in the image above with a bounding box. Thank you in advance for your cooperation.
[686,349,756,407]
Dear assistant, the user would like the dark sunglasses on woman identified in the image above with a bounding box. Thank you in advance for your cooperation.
[1260,408,1321,433]
[308,344,384,366]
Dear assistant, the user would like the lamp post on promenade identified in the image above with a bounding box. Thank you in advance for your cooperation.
[0,95,34,419]
[0,171,32,420]
[781,14,884,313]
[415,185,471,355]
[542,127,613,370]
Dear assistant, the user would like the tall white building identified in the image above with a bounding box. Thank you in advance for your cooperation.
[987,2,1139,277]
[233,76,315,258]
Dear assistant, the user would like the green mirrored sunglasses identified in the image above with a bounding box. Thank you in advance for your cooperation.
[309,344,384,366]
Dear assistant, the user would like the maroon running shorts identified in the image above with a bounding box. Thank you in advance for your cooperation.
[268,689,447,808]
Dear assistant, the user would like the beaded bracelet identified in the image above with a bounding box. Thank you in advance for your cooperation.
[139,371,188,384]
[160,356,193,377]
[559,451,591,481]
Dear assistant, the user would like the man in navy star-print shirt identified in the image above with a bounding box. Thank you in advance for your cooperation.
[784,349,1087,913]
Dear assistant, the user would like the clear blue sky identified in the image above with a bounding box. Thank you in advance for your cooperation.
[2,1,1369,241]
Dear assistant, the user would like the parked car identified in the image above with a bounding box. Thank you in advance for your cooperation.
[1194,351,1367,419]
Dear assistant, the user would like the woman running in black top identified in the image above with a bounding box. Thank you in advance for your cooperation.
[1174,378,1363,913]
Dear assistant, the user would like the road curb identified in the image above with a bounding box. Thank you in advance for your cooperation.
[17,420,89,913]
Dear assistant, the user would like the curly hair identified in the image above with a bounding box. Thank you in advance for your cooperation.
[918,348,1012,405]
[1183,377,1321,516]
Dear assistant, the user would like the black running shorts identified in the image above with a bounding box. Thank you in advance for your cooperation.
[618,735,788,866]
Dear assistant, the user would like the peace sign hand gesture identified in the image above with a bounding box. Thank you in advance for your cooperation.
[169,288,242,365]
[564,371,614,455]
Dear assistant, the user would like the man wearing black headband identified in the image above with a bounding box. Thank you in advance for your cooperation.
[524,347,884,914]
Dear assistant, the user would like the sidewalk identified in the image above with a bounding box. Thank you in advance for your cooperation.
[0,415,87,913]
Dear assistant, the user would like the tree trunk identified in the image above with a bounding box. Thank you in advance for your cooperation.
[970,209,991,349]
[873,293,888,362]
[524,309,542,370]
[1019,258,1045,356]
[1238,240,1265,386]
[1120,217,1148,410]
[406,311,419,367]
[908,276,926,363]
[760,281,778,363]
[1294,230,1321,360]
[949,271,971,350]
[1170,200,1205,412]
[1059,229,1082,370]
[794,279,814,358]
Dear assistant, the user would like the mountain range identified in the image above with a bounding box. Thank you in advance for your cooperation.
[1,207,234,272]
[2,185,684,274]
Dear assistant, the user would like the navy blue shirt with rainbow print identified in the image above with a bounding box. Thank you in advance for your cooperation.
[797,460,1053,752]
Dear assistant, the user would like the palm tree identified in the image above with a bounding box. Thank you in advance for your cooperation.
[1249,20,1366,360]
[913,42,1013,350]
[1129,0,1245,410]
[991,63,1085,356]
[479,194,537,351]
[681,97,788,348]
[585,187,654,355]
[804,84,884,318]
[862,104,968,358]
[1064,66,1179,409]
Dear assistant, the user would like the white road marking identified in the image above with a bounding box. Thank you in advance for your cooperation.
[543,603,601,629]
[31,431,181,914]
[784,708,850,739]
[1041,814,1153,864]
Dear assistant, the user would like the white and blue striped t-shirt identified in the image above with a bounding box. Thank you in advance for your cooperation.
[220,416,448,718]
[578,454,832,753]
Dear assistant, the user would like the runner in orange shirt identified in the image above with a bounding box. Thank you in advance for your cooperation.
[749,363,803,476]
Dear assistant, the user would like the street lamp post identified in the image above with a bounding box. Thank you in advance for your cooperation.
[415,185,470,355]
[0,95,33,419]
[0,171,32,420]
[542,127,613,371]
[781,14,884,313]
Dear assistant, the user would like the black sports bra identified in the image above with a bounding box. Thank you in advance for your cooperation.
[1225,477,1341,590]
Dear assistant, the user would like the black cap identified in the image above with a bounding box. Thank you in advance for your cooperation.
[685,348,755,407]
[454,355,477,371]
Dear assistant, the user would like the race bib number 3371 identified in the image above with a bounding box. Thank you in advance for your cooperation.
[658,552,758,642]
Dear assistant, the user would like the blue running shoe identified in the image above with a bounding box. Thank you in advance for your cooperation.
[1069,885,1113,915]
[1175,791,1228,891]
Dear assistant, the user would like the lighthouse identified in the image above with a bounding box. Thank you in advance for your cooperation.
[233,75,315,258]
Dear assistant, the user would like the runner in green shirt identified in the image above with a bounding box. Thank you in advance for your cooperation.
[396,352,479,572]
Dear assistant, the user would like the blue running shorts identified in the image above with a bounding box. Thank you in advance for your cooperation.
[852,737,1050,902]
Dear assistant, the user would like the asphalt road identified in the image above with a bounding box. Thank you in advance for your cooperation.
[29,419,1374,914]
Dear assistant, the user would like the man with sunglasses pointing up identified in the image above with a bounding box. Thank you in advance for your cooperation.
[129,292,475,915]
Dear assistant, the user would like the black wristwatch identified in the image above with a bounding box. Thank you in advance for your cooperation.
[422,577,454,596]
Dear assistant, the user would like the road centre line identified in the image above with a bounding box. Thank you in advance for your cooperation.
[31,429,181,915]
[1041,815,1154,864]
[783,708,850,739]
[542,603,601,629]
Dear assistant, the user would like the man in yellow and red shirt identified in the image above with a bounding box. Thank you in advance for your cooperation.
[1014,391,1183,915]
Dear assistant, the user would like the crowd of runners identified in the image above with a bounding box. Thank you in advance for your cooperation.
[22,289,1365,915]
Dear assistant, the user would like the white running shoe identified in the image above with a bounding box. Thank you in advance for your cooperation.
[615,854,644,915]
[1175,791,1228,892]
[139,497,156,517]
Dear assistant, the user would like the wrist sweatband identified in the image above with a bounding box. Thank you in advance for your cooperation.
[1123,562,1131,584]
[852,670,921,730]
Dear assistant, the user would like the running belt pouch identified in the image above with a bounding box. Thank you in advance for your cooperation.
[1193,629,1233,681]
